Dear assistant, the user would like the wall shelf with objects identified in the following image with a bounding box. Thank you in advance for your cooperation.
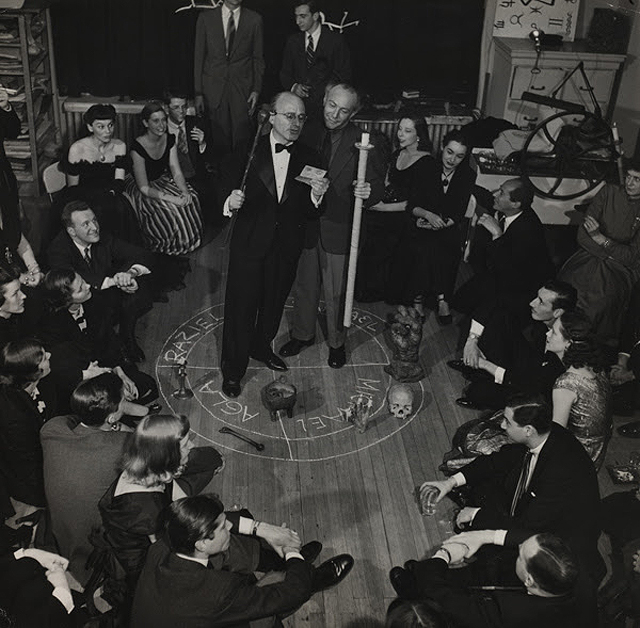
[485,37,625,131]
[0,7,60,196]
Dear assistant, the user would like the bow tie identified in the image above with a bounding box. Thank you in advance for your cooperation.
[275,143,294,153]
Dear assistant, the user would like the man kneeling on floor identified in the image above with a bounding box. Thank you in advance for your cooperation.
[131,494,354,627]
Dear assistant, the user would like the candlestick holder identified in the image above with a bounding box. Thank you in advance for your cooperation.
[172,358,194,399]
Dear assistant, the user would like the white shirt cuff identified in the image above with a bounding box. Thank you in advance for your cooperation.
[433,549,450,565]
[467,507,481,522]
[494,530,507,545]
[494,367,506,384]
[128,264,150,277]
[470,320,484,336]
[452,472,466,487]
[310,189,323,207]
[52,587,75,614]
[199,142,206,154]
[238,516,253,536]
[100,277,114,290]
[223,196,233,218]
[285,551,304,561]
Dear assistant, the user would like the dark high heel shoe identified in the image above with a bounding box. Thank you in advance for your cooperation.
[412,296,426,322]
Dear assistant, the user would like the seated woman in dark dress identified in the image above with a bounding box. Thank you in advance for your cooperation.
[124,100,203,258]
[357,115,433,303]
[99,414,223,589]
[0,339,56,525]
[391,130,475,324]
[64,104,140,243]
[39,268,157,413]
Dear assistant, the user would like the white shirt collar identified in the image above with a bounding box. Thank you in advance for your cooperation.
[175,553,209,567]
[222,4,240,22]
[167,119,183,133]
[307,24,321,47]
[529,432,550,456]
[270,129,292,151]
[503,211,523,232]
[72,239,91,257]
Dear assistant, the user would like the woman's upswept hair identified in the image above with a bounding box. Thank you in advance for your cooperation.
[44,268,77,311]
[398,114,434,155]
[83,104,116,126]
[558,310,606,372]
[121,414,190,487]
[70,372,123,427]
[386,598,449,628]
[0,338,46,389]
[140,99,166,123]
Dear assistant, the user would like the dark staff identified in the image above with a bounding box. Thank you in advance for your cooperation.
[224,105,272,247]
[219,426,265,451]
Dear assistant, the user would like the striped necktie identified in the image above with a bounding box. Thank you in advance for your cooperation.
[306,33,315,67]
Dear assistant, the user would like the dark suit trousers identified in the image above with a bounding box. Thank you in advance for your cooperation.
[222,244,300,381]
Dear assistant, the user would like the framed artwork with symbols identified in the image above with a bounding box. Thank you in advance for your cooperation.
[493,0,581,41]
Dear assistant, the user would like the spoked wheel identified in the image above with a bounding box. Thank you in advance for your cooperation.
[520,110,618,200]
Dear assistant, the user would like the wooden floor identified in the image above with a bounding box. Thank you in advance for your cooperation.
[136,224,639,628]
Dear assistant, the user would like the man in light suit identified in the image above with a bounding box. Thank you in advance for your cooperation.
[220,92,327,398]
[279,83,386,369]
[280,1,352,119]
[194,0,265,157]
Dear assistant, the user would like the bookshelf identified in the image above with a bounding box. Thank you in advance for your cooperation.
[0,6,60,195]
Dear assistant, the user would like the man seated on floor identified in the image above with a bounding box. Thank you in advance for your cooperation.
[131,493,354,628]
[450,280,577,410]
[47,200,154,363]
[452,178,554,328]
[389,533,580,628]
[419,394,604,597]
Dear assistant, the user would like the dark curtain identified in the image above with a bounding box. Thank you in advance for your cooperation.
[51,0,483,104]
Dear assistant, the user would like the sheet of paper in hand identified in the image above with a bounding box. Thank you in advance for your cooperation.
[296,165,327,187]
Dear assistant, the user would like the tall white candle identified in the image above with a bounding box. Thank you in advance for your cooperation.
[361,132,369,146]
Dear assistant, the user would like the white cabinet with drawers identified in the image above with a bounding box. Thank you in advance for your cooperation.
[485,37,625,130]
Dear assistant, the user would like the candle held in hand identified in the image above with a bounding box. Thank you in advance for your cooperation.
[360,132,369,146]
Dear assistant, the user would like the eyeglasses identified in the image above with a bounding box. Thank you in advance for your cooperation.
[168,104,187,111]
[273,111,307,123]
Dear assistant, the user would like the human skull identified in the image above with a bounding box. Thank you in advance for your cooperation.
[387,384,414,419]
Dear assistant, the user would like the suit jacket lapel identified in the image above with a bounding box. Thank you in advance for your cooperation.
[282,144,305,205]
[329,127,356,179]
[255,139,277,201]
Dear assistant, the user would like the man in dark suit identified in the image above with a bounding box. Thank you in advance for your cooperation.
[165,93,218,222]
[194,0,265,157]
[220,92,327,398]
[47,200,154,363]
[279,83,386,368]
[389,533,581,628]
[131,494,353,628]
[421,394,604,587]
[452,280,577,410]
[453,178,554,326]
[280,1,352,120]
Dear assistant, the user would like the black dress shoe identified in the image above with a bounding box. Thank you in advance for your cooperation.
[311,554,354,592]
[328,345,346,369]
[251,351,288,372]
[618,420,640,437]
[279,337,315,357]
[222,379,241,398]
[300,541,323,564]
[403,559,418,573]
[456,397,485,410]
[447,359,479,380]
[389,566,419,599]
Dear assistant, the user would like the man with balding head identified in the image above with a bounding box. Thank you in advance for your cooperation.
[453,177,554,325]
[220,92,327,398]
[279,83,386,369]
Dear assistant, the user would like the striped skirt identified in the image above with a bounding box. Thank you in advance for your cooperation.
[124,174,203,255]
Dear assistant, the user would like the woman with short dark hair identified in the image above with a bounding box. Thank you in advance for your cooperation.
[64,103,139,242]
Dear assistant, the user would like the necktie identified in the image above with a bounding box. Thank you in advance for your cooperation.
[442,172,453,191]
[322,130,333,166]
[83,246,92,266]
[275,143,293,154]
[177,125,188,155]
[498,213,506,232]
[306,33,315,67]
[510,450,534,516]
[226,11,235,57]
